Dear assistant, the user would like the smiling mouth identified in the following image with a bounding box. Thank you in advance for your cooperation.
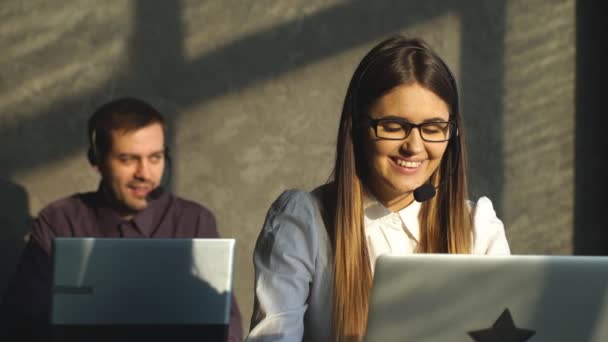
[394,158,422,168]
[128,184,153,197]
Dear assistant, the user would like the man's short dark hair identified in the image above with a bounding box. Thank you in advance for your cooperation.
[87,97,165,166]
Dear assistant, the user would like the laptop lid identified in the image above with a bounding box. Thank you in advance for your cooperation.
[51,238,234,340]
[365,254,608,342]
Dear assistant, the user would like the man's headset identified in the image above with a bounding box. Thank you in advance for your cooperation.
[87,127,172,201]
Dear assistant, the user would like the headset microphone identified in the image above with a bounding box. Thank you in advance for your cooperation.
[413,129,460,203]
[146,186,165,201]
[413,183,437,202]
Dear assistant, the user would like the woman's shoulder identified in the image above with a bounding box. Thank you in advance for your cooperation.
[468,196,497,218]
[268,188,319,215]
[268,183,333,211]
[468,196,502,230]
[263,186,330,232]
[468,196,511,254]
[256,186,331,265]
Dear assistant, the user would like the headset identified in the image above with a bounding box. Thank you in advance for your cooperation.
[87,128,101,166]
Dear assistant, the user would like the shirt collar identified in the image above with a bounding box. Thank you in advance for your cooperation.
[132,190,170,236]
[363,193,392,219]
[397,199,421,242]
[363,191,422,242]
[93,183,171,237]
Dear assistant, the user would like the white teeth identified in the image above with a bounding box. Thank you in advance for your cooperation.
[396,159,422,168]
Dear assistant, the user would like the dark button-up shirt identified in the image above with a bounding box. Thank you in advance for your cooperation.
[1,187,243,341]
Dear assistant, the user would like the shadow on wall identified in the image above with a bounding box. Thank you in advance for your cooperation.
[458,1,505,211]
[0,0,505,212]
[574,0,608,255]
[0,179,32,297]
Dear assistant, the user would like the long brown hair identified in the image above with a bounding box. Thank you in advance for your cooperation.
[327,35,472,341]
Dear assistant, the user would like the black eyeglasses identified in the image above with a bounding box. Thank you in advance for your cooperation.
[367,116,456,142]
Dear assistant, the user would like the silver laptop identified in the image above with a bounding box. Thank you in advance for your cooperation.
[50,237,235,341]
[365,254,608,342]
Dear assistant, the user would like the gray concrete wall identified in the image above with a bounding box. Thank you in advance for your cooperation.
[0,0,576,335]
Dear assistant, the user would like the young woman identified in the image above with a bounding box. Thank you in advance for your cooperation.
[246,35,510,342]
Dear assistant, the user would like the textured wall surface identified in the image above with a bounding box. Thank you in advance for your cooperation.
[0,0,577,334]
[501,0,575,253]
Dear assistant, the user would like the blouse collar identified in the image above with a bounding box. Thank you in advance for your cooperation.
[363,192,422,242]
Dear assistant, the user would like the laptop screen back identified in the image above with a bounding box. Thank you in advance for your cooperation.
[365,254,608,342]
[51,238,235,341]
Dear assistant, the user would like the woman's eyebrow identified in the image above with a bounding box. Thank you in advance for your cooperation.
[374,114,450,122]
[372,114,406,120]
[421,116,450,123]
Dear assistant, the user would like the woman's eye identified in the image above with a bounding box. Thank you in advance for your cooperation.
[422,127,440,134]
[380,121,403,132]
[422,123,447,134]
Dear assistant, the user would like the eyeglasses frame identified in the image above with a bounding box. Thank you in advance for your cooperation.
[366,116,457,142]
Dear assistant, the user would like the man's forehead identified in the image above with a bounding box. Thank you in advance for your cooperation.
[109,124,165,150]
[110,122,164,136]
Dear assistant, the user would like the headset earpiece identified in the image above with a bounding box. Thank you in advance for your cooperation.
[88,129,99,166]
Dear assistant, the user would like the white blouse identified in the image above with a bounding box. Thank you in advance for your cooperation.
[246,187,510,342]
[363,195,510,273]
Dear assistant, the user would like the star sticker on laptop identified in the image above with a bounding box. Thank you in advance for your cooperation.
[467,308,536,342]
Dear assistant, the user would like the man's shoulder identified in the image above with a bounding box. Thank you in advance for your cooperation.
[168,193,214,218]
[166,193,218,236]
[38,192,96,217]
[31,192,98,251]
